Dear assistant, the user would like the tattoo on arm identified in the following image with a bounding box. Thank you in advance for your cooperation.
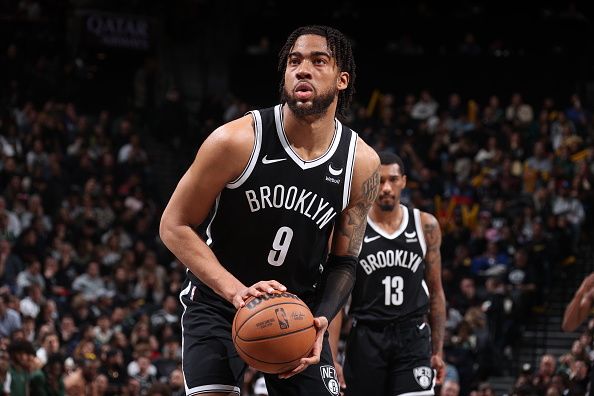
[424,217,445,356]
[340,167,380,255]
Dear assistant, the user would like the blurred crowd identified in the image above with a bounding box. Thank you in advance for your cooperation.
[1,2,594,395]
[0,41,187,395]
[509,318,594,396]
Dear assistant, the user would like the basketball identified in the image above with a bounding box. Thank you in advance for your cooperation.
[232,291,316,374]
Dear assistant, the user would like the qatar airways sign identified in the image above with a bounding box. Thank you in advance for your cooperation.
[82,11,152,50]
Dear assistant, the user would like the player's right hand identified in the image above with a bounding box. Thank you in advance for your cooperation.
[335,362,346,395]
[232,280,287,309]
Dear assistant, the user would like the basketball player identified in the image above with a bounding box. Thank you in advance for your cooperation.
[159,25,380,396]
[562,272,594,332]
[563,273,594,396]
[330,151,446,396]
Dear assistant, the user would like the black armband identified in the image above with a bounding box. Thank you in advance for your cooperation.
[314,254,357,322]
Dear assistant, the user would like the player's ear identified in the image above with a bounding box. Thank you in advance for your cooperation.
[337,72,349,91]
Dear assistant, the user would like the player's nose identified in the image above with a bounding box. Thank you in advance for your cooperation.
[295,60,313,79]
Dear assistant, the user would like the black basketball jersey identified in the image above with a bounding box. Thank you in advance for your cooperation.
[189,104,358,309]
[350,205,429,322]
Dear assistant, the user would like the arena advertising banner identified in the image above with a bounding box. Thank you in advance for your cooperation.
[79,10,153,51]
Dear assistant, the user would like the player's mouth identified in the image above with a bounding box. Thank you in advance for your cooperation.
[294,82,313,100]
[379,194,395,202]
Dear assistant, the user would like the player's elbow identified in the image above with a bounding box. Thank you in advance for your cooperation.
[561,318,576,333]
[159,212,176,248]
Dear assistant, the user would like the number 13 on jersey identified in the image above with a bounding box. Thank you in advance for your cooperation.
[382,275,404,305]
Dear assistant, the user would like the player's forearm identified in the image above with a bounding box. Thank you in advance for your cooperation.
[328,311,343,362]
[429,291,446,357]
[160,223,244,302]
[562,291,591,332]
[315,255,356,322]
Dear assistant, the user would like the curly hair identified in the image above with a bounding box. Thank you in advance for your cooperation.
[278,25,356,120]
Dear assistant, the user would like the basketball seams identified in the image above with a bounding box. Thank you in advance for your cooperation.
[234,335,315,365]
[236,323,316,342]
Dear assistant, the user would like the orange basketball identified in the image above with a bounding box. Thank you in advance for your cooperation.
[232,291,316,374]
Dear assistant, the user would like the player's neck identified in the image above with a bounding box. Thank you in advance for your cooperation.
[369,203,403,234]
[282,105,337,161]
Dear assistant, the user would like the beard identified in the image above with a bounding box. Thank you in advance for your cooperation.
[281,84,336,117]
[378,202,395,211]
[378,194,397,211]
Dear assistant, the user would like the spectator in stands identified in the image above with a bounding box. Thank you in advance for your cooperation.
[152,336,180,381]
[568,359,589,395]
[64,355,100,396]
[15,259,44,296]
[130,355,157,394]
[72,261,109,302]
[0,198,21,240]
[0,294,21,338]
[506,93,534,129]
[552,180,585,253]
[19,282,44,318]
[8,339,43,396]
[38,352,65,396]
[35,331,59,366]
[168,368,184,396]
[150,295,179,334]
[531,354,557,395]
[451,277,481,316]
[0,349,10,396]
[507,248,537,320]
[412,90,439,122]
[441,379,461,396]
[100,348,128,396]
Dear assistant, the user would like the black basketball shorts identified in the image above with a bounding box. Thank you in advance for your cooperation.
[180,278,341,396]
[179,279,246,395]
[343,319,436,396]
[264,335,341,396]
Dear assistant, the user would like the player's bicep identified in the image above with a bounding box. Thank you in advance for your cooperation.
[422,212,443,291]
[332,143,380,256]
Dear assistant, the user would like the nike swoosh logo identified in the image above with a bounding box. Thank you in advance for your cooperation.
[363,235,381,243]
[404,231,416,238]
[262,155,287,164]
[328,164,343,176]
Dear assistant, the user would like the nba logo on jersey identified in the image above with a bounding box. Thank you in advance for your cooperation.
[275,308,289,329]
[319,365,340,395]
[413,366,432,389]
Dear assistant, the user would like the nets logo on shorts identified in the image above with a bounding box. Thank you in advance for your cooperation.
[413,366,433,389]
[320,365,340,395]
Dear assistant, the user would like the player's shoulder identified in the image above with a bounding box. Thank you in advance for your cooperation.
[205,114,255,153]
[419,210,439,230]
[353,136,380,174]
[200,114,255,158]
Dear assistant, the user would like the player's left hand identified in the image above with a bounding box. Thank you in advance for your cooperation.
[278,316,328,379]
[431,354,445,385]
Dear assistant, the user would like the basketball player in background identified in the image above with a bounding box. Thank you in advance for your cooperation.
[160,25,380,396]
[563,273,594,396]
[330,151,446,396]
